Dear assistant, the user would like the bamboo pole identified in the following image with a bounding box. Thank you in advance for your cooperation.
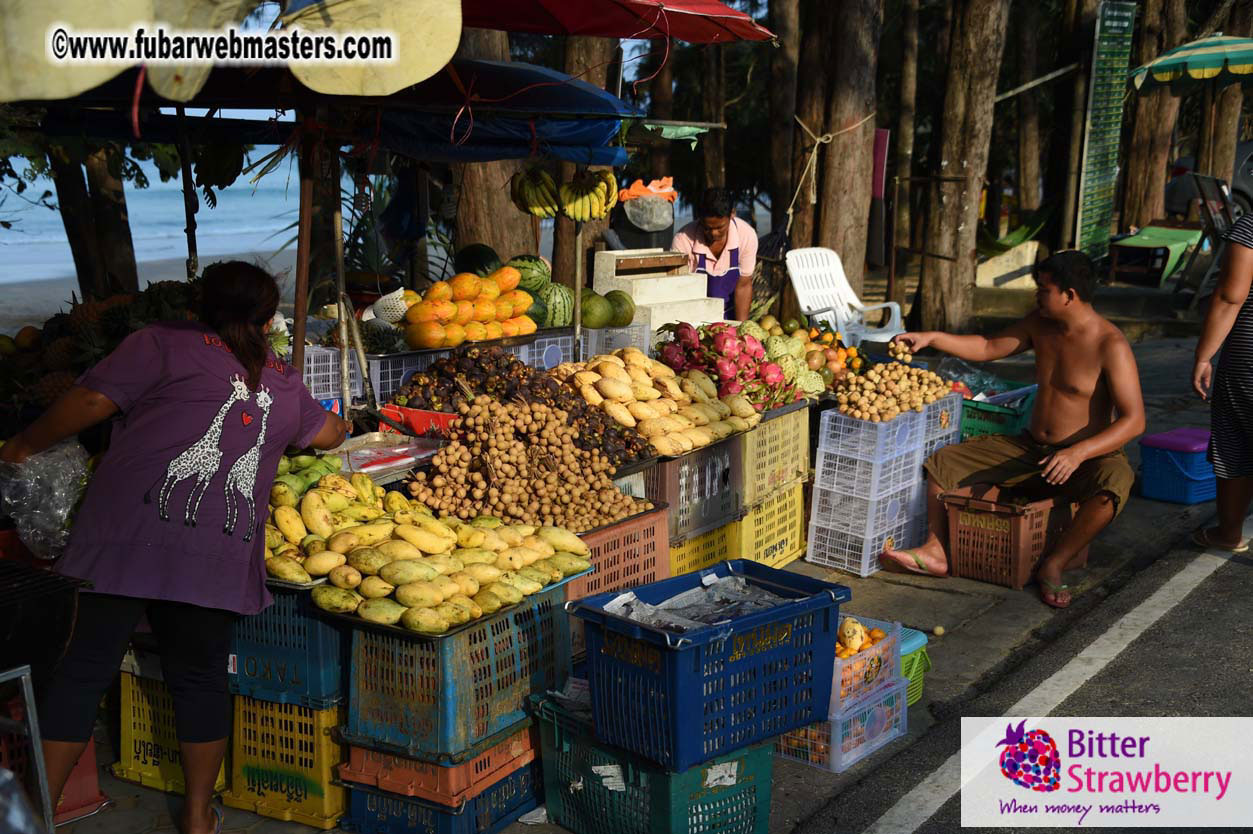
[175,107,199,281]
[291,135,315,378]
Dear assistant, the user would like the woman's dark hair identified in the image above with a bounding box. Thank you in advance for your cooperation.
[697,187,734,219]
[199,261,280,390]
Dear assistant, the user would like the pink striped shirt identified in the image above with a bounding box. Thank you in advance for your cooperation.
[672,216,758,278]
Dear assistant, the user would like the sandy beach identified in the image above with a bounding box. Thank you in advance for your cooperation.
[0,250,300,334]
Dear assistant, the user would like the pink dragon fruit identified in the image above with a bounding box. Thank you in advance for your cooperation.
[706,322,735,336]
[660,342,688,370]
[675,323,701,349]
[743,334,765,360]
[718,381,744,397]
[712,331,742,359]
[760,362,785,386]
[715,357,739,382]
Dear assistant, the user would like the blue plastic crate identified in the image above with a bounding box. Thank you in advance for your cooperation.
[339,761,540,834]
[1139,445,1216,505]
[344,584,571,762]
[568,559,851,771]
[229,588,342,708]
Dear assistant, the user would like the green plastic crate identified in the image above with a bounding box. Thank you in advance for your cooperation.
[900,627,931,707]
[535,697,773,834]
[959,385,1037,440]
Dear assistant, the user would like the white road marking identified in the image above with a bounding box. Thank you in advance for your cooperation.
[860,537,1241,834]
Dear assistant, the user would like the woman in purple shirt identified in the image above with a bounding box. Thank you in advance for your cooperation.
[0,262,347,834]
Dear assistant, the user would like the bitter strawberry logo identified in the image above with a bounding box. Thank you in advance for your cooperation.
[996,720,1061,792]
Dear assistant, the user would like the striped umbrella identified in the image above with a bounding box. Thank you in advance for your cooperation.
[1130,34,1253,93]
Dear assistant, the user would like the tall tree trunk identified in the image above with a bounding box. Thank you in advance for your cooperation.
[816,0,884,297]
[47,148,107,300]
[1199,0,1250,180]
[920,0,1011,331]
[913,0,954,255]
[702,45,726,188]
[893,0,919,255]
[84,146,139,294]
[551,36,616,289]
[769,0,801,231]
[1015,0,1043,213]
[1119,0,1187,230]
[789,2,837,248]
[452,29,533,264]
[649,41,675,179]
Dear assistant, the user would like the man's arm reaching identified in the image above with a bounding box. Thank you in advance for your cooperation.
[1039,335,1145,485]
[895,314,1035,362]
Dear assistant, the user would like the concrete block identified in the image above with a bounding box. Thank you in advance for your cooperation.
[634,297,726,332]
[975,240,1040,288]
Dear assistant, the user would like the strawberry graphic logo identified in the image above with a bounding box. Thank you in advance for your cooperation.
[996,720,1060,792]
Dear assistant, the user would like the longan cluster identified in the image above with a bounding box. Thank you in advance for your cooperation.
[835,363,951,422]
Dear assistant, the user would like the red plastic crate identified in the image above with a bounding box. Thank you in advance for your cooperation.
[338,723,538,807]
[379,405,459,436]
[0,698,110,824]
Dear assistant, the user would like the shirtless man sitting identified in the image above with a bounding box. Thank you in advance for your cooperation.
[880,251,1146,608]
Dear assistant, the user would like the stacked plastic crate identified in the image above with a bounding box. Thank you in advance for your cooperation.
[806,408,927,577]
[922,392,965,461]
[553,560,852,834]
[730,401,811,569]
[776,614,909,773]
[221,588,347,829]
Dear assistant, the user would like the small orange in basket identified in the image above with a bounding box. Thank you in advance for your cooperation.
[869,628,887,640]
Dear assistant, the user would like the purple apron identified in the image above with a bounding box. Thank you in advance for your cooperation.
[696,246,740,320]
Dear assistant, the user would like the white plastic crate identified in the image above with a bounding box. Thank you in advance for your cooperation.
[585,323,653,357]
[817,409,924,462]
[367,343,533,399]
[809,481,923,536]
[776,677,908,774]
[302,346,363,400]
[922,427,962,463]
[923,393,964,440]
[806,483,925,578]
[814,445,923,501]
[829,616,902,713]
[528,332,574,370]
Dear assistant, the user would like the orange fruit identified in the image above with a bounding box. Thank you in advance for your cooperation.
[404,321,445,350]
[402,289,421,307]
[809,327,820,340]
[500,290,532,313]
[500,318,520,338]
[425,281,453,302]
[464,321,488,342]
[453,300,474,325]
[431,300,457,323]
[442,323,467,348]
[494,299,514,321]
[450,273,482,301]
[846,346,858,358]
[514,315,537,336]
[472,299,497,322]
[405,300,439,324]
[489,265,522,292]
[484,321,504,340]
[476,281,501,302]
[820,331,835,345]
[869,627,887,640]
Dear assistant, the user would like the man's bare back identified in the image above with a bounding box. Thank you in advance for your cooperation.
[1024,310,1130,447]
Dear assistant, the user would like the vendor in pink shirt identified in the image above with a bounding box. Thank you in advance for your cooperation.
[672,187,758,320]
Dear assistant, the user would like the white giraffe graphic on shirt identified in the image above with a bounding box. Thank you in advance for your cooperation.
[148,375,251,525]
[222,386,272,541]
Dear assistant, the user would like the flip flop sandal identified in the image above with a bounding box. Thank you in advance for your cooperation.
[1038,579,1072,610]
[1191,528,1250,554]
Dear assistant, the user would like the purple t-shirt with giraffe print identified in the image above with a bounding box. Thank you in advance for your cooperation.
[57,322,330,615]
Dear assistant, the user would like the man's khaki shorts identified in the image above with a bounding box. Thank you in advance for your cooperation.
[924,432,1135,517]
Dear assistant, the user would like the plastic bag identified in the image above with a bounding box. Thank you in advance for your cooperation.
[0,768,48,834]
[0,441,90,560]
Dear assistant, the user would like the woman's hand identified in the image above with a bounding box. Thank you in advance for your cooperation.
[0,436,33,466]
[893,332,934,352]
[1192,358,1213,401]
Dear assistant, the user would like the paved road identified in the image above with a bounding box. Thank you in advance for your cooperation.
[794,517,1253,834]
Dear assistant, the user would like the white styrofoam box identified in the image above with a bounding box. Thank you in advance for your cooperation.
[634,297,726,334]
[591,248,666,288]
[593,271,710,305]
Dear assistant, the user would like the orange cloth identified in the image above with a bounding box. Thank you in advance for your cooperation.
[619,177,678,203]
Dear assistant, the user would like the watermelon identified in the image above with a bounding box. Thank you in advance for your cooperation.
[455,244,503,277]
[581,292,614,329]
[508,255,552,294]
[605,290,636,327]
[539,283,574,328]
[525,295,548,327]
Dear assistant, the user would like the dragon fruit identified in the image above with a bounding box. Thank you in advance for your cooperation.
[712,331,742,360]
[719,381,744,397]
[675,322,701,349]
[760,362,785,386]
[743,334,765,360]
[714,357,739,382]
[660,342,688,371]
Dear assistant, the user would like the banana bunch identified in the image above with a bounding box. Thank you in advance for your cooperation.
[510,167,560,219]
[559,170,618,223]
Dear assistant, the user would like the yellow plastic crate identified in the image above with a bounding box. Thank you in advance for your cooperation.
[110,672,227,795]
[222,696,346,830]
[668,522,736,576]
[734,483,806,567]
[739,405,809,508]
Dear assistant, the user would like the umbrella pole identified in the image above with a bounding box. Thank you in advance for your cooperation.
[574,220,584,361]
[175,107,199,281]
[292,134,316,380]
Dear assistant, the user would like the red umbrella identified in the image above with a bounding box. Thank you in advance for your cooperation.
[461,0,774,43]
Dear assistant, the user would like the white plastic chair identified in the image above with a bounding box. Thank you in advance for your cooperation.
[785,247,904,346]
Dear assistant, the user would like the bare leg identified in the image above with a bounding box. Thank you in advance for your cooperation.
[1206,476,1253,546]
[41,739,89,814]
[881,480,950,576]
[1036,493,1115,608]
[178,739,226,834]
